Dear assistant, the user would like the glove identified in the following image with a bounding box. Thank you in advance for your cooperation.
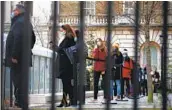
[112,66,116,71]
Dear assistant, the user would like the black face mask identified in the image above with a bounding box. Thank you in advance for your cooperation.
[113,48,117,55]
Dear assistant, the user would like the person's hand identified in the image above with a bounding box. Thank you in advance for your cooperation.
[12,58,18,64]
[101,71,105,75]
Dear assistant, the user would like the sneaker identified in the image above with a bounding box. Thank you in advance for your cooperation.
[110,99,117,103]
[101,99,106,103]
[90,99,98,103]
[116,96,121,100]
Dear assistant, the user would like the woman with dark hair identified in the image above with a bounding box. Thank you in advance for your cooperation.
[56,24,76,107]
[61,29,88,105]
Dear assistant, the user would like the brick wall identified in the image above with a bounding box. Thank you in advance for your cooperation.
[60,1,79,15]
[59,1,124,15]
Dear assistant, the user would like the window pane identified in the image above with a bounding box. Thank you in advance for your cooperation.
[84,1,95,15]
[169,2,172,9]
[151,46,157,68]
[143,46,158,69]
[125,1,133,8]
[125,2,128,7]
[124,9,128,14]
[91,2,94,8]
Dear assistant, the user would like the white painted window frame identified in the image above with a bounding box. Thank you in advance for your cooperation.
[123,1,134,15]
[84,1,96,15]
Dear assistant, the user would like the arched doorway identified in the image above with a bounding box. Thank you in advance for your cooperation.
[140,42,161,72]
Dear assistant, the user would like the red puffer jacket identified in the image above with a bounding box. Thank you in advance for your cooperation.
[93,48,106,72]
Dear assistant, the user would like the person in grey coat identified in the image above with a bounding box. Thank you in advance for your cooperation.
[5,4,36,108]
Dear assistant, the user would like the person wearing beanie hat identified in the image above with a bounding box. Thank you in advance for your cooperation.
[123,49,128,57]
[10,4,26,19]
[122,49,133,97]
[5,4,36,108]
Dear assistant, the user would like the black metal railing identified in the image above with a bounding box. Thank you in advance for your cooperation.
[133,2,140,110]
[0,1,170,110]
[1,1,5,110]
[51,1,58,110]
[162,2,168,110]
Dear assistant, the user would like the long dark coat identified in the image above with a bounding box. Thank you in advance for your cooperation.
[5,14,36,67]
[56,36,76,79]
[111,52,123,80]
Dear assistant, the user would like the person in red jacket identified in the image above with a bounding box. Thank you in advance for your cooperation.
[92,38,107,101]
[122,49,133,97]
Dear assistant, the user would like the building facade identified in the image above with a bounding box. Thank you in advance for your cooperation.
[58,1,172,73]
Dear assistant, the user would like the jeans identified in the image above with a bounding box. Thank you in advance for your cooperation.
[110,80,114,98]
[115,80,121,96]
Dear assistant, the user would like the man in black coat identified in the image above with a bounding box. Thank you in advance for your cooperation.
[5,4,35,108]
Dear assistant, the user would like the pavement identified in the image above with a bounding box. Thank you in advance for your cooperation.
[5,94,172,110]
[29,94,172,110]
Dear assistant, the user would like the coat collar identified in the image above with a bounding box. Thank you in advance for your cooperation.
[11,13,24,25]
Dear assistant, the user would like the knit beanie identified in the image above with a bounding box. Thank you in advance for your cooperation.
[123,49,128,54]
[16,4,26,13]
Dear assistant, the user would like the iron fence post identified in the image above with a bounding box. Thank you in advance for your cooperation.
[22,2,33,109]
[162,2,168,110]
[1,1,5,109]
[133,1,140,110]
[79,1,85,110]
[106,1,113,110]
[50,1,58,110]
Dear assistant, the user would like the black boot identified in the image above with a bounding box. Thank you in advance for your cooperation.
[57,99,68,107]
[57,103,64,107]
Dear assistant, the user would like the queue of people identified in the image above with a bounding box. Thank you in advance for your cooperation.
[91,39,161,102]
[91,39,134,101]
